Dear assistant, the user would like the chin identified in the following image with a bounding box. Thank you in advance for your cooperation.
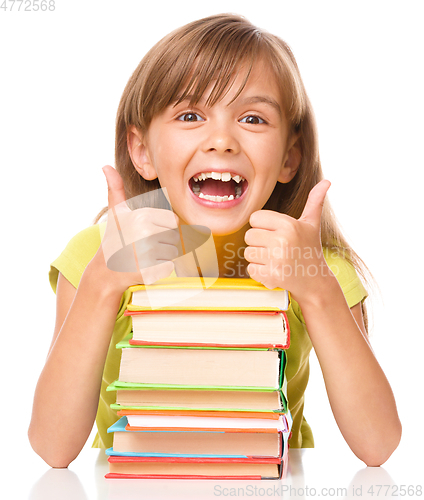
[210,222,248,237]
[177,205,249,237]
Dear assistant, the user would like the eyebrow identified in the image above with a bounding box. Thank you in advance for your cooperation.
[174,94,281,115]
[238,96,282,115]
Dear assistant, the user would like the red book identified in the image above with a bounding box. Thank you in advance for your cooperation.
[124,309,290,349]
[105,455,287,480]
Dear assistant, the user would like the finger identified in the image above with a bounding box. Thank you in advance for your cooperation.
[244,245,270,265]
[154,243,180,261]
[249,210,292,231]
[120,214,180,248]
[156,227,181,246]
[141,207,179,230]
[299,180,331,226]
[244,227,270,247]
[246,262,272,286]
[103,165,127,209]
[133,238,179,268]
[140,261,175,285]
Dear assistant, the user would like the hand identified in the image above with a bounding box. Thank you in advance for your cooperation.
[99,165,180,287]
[244,180,332,302]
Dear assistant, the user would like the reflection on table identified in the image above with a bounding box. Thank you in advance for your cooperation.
[28,447,399,500]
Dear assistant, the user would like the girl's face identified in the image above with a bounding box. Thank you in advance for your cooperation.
[133,61,299,236]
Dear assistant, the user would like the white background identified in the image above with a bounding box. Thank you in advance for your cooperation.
[1,0,423,496]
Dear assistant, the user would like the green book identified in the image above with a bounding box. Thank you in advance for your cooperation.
[115,340,286,393]
[107,381,287,414]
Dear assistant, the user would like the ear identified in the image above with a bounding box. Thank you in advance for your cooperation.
[127,126,158,181]
[277,134,302,184]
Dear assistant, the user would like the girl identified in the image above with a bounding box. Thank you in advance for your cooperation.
[28,13,401,468]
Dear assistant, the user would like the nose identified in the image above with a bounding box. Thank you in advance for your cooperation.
[202,122,240,155]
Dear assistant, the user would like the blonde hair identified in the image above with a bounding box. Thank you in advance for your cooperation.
[97,13,372,328]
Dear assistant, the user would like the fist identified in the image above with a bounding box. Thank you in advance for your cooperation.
[101,165,180,285]
[244,180,332,300]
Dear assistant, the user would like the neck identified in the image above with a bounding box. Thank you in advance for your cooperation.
[212,224,250,278]
[174,223,250,279]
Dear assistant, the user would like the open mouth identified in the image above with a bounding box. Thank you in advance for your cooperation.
[189,171,248,202]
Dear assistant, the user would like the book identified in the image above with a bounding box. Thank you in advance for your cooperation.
[125,309,290,349]
[105,455,286,479]
[107,382,287,413]
[106,416,289,459]
[116,341,285,391]
[117,409,286,419]
[106,277,292,480]
[127,277,290,311]
[124,413,290,433]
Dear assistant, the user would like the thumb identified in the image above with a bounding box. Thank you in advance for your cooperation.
[102,165,127,209]
[299,179,331,226]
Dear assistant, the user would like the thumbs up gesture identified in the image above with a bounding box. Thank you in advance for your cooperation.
[100,165,180,287]
[244,180,332,302]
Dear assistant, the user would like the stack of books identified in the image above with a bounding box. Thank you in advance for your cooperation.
[105,277,292,480]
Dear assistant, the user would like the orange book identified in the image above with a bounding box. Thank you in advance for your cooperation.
[117,409,283,419]
[123,413,290,433]
[106,416,291,461]
[125,309,290,349]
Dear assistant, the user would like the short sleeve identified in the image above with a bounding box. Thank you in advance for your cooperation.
[323,247,368,308]
[49,224,103,293]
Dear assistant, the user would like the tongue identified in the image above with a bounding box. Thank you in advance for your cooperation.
[200,178,236,196]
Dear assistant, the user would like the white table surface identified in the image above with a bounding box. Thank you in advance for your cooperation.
[8,432,422,500]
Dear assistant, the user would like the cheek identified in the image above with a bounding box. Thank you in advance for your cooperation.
[156,132,192,166]
[249,134,285,168]
[255,154,284,185]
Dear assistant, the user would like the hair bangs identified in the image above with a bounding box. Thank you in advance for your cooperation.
[175,32,261,108]
[147,18,263,118]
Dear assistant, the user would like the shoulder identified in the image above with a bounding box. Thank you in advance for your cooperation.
[290,247,368,326]
[49,224,105,292]
[65,224,105,251]
[322,247,368,308]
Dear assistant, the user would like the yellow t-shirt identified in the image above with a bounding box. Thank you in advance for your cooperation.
[49,224,367,449]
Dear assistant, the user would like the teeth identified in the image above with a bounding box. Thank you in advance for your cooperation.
[195,192,239,202]
[192,172,245,183]
[191,171,245,201]
[197,193,238,202]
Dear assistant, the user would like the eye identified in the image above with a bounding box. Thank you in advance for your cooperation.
[240,115,266,125]
[177,112,204,122]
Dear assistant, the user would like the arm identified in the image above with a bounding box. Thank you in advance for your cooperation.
[300,280,401,466]
[28,166,179,468]
[28,259,124,468]
[245,180,401,466]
